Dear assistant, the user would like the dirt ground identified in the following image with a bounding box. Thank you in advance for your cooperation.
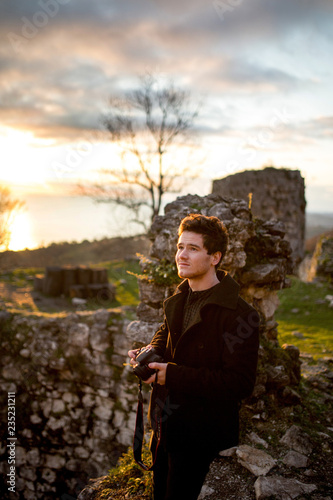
[0,281,79,314]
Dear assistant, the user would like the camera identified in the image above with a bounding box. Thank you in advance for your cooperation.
[133,346,163,381]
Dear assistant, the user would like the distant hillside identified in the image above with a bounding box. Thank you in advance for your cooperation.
[306,212,333,240]
[1,212,332,271]
[0,235,150,270]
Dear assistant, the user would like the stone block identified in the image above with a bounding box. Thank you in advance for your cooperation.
[68,323,90,347]
[280,425,313,455]
[236,444,276,476]
[254,476,316,499]
[282,450,308,468]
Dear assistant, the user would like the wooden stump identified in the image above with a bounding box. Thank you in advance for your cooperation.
[38,266,114,298]
[43,267,64,296]
[63,268,78,295]
[77,267,92,285]
[91,268,108,284]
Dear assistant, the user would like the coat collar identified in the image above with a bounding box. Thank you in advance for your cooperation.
[166,269,240,311]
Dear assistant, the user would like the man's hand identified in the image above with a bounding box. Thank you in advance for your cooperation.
[128,348,141,367]
[145,362,168,385]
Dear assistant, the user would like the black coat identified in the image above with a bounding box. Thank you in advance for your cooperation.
[149,270,260,453]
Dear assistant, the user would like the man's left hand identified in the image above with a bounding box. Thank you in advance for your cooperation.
[145,362,168,385]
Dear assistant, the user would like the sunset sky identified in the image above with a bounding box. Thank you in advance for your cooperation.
[1,0,333,248]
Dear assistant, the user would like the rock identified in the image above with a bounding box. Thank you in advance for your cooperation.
[242,263,284,286]
[281,387,302,405]
[93,398,113,420]
[254,476,316,499]
[255,292,280,321]
[53,399,65,413]
[266,365,290,388]
[291,330,305,339]
[68,322,90,347]
[19,466,37,482]
[198,485,215,499]
[72,297,87,306]
[247,432,269,449]
[282,343,300,360]
[27,449,40,467]
[45,454,66,469]
[126,320,161,345]
[93,309,112,326]
[252,384,266,398]
[42,468,57,484]
[219,446,238,457]
[311,237,333,282]
[138,279,169,304]
[74,447,90,459]
[279,425,313,455]
[78,476,108,500]
[89,324,110,352]
[282,450,308,468]
[236,445,276,476]
[136,301,163,322]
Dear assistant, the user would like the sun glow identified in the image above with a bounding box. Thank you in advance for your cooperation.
[0,127,53,187]
[8,212,36,251]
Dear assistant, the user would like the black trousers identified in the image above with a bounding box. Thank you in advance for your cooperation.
[153,444,216,500]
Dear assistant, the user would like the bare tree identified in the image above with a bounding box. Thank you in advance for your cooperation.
[0,186,24,250]
[78,75,200,229]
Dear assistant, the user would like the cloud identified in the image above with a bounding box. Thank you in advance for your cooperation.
[0,0,332,144]
[297,116,333,139]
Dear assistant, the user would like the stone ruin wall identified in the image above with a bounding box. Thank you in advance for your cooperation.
[0,193,301,499]
[212,167,306,265]
[0,309,145,500]
[128,193,294,345]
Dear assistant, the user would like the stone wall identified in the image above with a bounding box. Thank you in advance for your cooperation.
[308,236,333,283]
[212,167,306,264]
[126,193,302,416]
[0,308,148,500]
[128,193,294,346]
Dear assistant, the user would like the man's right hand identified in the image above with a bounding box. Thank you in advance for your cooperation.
[128,348,140,366]
[128,345,153,367]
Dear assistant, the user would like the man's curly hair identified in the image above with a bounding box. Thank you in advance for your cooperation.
[178,213,229,268]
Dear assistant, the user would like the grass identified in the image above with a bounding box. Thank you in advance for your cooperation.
[0,260,141,314]
[98,259,141,307]
[0,267,43,287]
[275,276,333,359]
[94,444,153,499]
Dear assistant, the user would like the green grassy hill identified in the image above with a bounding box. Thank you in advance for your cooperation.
[276,276,333,359]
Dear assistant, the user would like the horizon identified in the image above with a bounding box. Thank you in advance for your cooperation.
[5,190,333,252]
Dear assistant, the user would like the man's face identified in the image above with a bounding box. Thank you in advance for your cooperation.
[175,231,219,280]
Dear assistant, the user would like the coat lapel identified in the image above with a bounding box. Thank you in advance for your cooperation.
[163,270,241,355]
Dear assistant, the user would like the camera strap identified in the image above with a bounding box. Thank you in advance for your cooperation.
[133,376,162,471]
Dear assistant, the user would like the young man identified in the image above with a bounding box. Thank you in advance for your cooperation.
[129,214,260,500]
